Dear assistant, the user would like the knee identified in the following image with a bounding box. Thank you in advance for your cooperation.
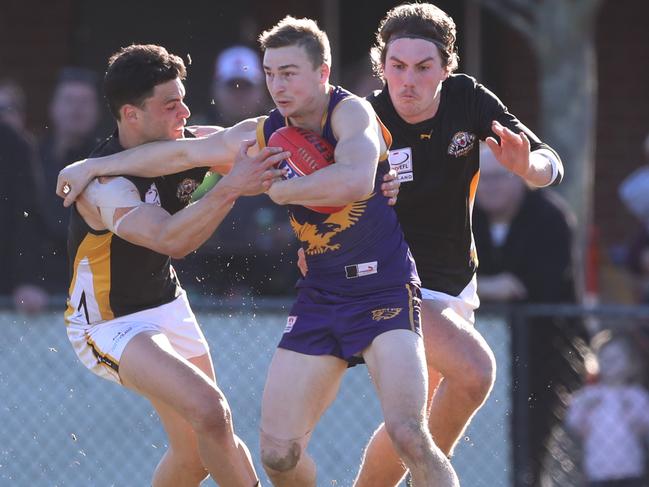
[260,433,303,474]
[384,417,429,461]
[461,345,496,405]
[185,387,233,440]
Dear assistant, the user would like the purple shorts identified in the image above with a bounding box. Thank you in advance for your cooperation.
[278,283,422,365]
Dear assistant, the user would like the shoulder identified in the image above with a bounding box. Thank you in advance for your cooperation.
[333,94,375,121]
[331,95,377,138]
[444,73,503,106]
[83,177,143,208]
[442,73,480,95]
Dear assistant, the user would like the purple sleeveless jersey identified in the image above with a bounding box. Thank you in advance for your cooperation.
[258,86,420,296]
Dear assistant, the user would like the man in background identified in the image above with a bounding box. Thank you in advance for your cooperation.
[473,143,587,485]
[181,45,296,298]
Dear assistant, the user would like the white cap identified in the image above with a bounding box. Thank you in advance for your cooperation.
[215,46,263,84]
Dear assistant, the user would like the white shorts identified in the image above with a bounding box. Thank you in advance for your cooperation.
[421,275,480,325]
[66,292,209,384]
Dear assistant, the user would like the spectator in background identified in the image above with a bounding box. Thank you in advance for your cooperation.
[202,45,271,126]
[0,78,28,133]
[34,67,101,295]
[180,46,297,298]
[620,136,649,303]
[566,331,649,487]
[473,142,588,486]
[0,78,48,312]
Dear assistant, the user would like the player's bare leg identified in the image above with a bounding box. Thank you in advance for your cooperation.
[149,353,256,487]
[260,349,347,487]
[355,302,495,487]
[363,329,459,486]
[354,368,443,487]
[119,331,259,487]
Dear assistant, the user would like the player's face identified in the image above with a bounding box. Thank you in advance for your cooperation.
[263,45,326,119]
[138,78,190,141]
[382,38,450,124]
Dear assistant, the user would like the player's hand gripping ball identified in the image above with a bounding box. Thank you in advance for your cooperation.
[268,126,344,213]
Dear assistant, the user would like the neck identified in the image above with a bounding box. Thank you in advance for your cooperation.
[116,122,148,149]
[288,84,331,133]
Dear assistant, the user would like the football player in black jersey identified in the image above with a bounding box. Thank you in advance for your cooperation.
[65,45,288,487]
[355,4,564,487]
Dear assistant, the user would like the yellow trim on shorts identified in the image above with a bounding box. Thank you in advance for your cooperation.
[85,331,120,373]
[406,283,415,333]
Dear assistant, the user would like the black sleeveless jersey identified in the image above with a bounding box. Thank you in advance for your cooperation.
[65,130,209,325]
[368,74,562,296]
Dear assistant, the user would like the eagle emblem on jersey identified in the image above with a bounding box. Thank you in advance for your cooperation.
[289,196,371,255]
[177,178,200,204]
[447,131,476,157]
[371,308,403,321]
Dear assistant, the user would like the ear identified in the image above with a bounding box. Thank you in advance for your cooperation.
[121,104,138,122]
[319,63,330,84]
[442,67,451,81]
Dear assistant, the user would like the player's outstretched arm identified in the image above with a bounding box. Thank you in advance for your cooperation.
[485,120,561,187]
[56,118,262,207]
[267,97,380,207]
[81,141,287,258]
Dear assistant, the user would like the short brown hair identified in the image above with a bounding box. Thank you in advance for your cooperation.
[104,44,187,120]
[371,3,459,77]
[258,16,331,69]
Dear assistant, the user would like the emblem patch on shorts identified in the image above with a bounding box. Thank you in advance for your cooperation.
[371,308,403,321]
[284,316,297,333]
[447,131,476,157]
[388,147,413,182]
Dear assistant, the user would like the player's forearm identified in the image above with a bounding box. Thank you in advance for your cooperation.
[523,149,564,187]
[158,184,240,259]
[86,139,206,179]
[270,163,375,206]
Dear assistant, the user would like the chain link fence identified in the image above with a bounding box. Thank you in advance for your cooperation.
[1,300,648,486]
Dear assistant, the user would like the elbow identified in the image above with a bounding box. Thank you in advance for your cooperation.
[158,239,193,260]
[343,177,374,202]
[168,249,190,260]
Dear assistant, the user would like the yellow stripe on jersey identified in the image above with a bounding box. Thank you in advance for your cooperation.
[377,116,393,157]
[65,232,115,325]
[469,169,480,210]
[256,117,268,149]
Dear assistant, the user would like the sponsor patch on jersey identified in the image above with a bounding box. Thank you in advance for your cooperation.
[145,183,161,206]
[447,131,476,157]
[284,315,297,333]
[371,307,403,321]
[345,261,378,279]
[177,178,200,204]
[388,147,414,182]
